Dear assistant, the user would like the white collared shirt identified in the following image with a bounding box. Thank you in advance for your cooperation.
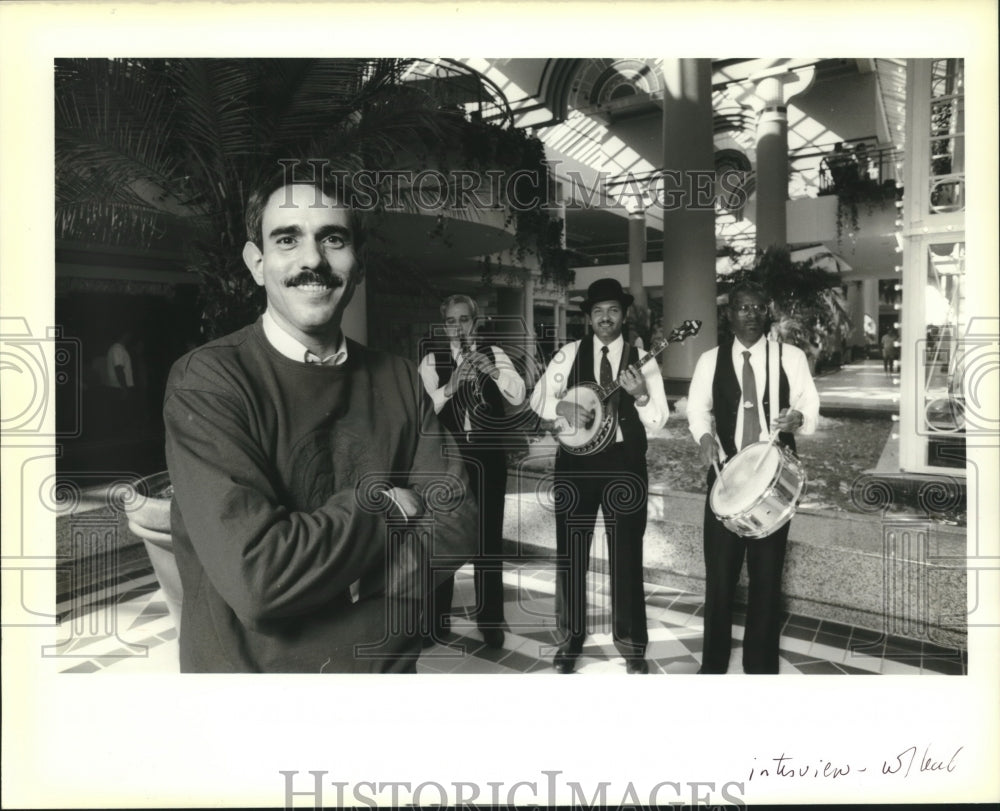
[262,309,348,365]
[418,340,526,431]
[529,333,669,439]
[687,336,820,455]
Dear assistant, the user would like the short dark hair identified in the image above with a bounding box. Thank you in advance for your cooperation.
[244,165,367,250]
[728,281,769,307]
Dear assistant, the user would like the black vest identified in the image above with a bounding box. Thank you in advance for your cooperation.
[433,344,506,436]
[712,338,795,459]
[566,337,647,455]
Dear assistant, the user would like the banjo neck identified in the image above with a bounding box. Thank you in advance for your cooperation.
[594,318,702,402]
[595,340,671,404]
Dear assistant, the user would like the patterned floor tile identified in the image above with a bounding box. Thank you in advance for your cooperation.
[921,657,964,676]
[807,641,849,664]
[55,561,966,677]
[778,635,815,655]
[880,657,924,676]
[796,660,848,675]
[782,623,818,643]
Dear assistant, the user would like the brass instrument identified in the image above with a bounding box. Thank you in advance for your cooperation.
[459,334,484,405]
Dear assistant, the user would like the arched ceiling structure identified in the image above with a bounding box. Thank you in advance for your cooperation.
[455,58,905,275]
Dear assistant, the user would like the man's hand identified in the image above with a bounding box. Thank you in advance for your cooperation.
[466,350,498,379]
[773,408,803,432]
[618,367,648,400]
[698,433,719,467]
[556,398,596,430]
[384,487,424,520]
[444,355,492,396]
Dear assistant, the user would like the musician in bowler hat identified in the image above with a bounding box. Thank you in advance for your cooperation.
[530,278,668,673]
[687,281,820,674]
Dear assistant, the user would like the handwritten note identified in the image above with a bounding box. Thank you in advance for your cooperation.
[747,745,964,782]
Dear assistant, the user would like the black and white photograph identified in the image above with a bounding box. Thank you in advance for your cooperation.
[2,2,997,809]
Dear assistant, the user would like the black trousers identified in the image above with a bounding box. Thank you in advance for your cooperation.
[428,441,506,634]
[553,444,648,660]
[701,469,789,674]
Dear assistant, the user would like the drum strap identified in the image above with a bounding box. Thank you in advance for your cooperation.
[767,341,780,433]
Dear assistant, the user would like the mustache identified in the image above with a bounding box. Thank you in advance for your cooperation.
[285,270,344,288]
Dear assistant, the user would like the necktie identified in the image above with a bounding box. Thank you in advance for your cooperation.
[600,345,613,388]
[741,350,761,449]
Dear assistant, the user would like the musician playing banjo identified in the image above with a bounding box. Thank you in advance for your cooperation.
[418,294,526,649]
[687,281,820,674]
[530,278,668,674]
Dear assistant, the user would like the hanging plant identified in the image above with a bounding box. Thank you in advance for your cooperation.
[820,174,900,244]
[428,120,572,290]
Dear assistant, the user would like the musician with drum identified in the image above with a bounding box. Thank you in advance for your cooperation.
[530,278,668,674]
[687,281,820,674]
[418,294,526,649]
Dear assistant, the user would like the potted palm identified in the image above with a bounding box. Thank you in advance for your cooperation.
[124,471,182,630]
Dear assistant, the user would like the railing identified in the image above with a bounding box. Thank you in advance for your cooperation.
[399,58,514,128]
[815,139,904,195]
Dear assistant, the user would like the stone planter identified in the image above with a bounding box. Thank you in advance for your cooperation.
[125,470,183,632]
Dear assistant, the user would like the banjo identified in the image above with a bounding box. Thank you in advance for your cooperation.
[553,319,702,455]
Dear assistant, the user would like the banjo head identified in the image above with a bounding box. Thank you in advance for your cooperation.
[553,384,609,451]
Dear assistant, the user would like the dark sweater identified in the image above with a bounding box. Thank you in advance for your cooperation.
[163,320,474,672]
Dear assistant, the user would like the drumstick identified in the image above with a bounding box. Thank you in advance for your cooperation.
[712,458,726,490]
[752,394,802,473]
[712,436,727,491]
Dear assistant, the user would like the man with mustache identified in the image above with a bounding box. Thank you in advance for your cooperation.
[530,278,668,674]
[687,281,819,674]
[163,170,475,672]
[418,294,526,649]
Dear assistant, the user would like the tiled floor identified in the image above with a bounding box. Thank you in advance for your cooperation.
[813,358,900,412]
[55,559,966,676]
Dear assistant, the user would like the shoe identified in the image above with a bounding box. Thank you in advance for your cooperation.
[625,658,649,674]
[481,628,505,649]
[553,645,579,674]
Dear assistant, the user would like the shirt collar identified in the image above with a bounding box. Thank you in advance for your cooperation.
[262,309,348,366]
[733,334,767,357]
[593,333,624,355]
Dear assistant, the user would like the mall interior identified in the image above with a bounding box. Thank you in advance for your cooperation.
[41,57,975,675]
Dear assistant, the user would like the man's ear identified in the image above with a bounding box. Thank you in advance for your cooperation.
[243,241,264,286]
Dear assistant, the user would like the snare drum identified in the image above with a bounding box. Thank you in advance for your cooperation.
[709,441,806,539]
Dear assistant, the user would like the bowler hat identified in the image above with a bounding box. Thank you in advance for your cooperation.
[580,278,634,313]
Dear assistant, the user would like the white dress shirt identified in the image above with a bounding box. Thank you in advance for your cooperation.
[687,336,820,456]
[529,334,668,440]
[106,342,134,388]
[262,309,348,365]
[418,341,526,431]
